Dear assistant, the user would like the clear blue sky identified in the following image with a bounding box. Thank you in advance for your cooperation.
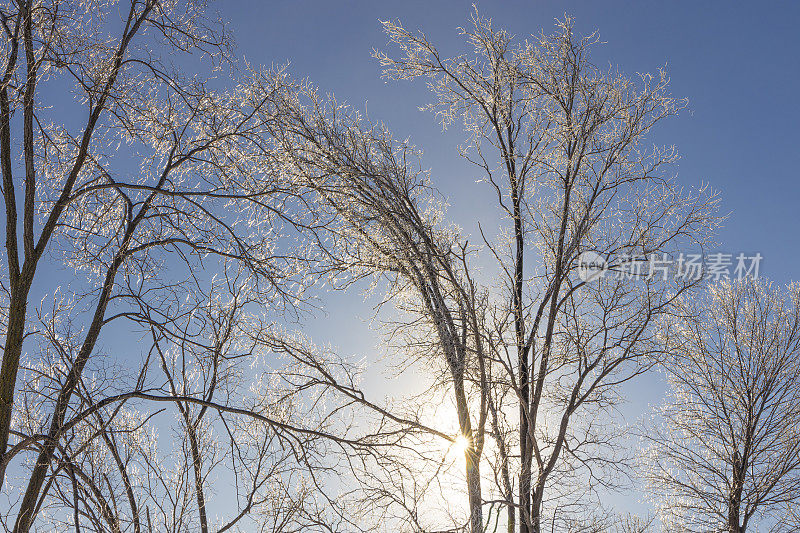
[4,2,796,527]
[220,0,800,282]
[219,0,800,369]
[216,0,800,518]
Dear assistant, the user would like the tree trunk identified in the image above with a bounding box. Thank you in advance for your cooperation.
[14,257,122,533]
[465,447,482,533]
[453,369,482,532]
[727,493,742,533]
[728,450,744,533]
[519,457,531,533]
[512,169,530,533]
[0,279,32,485]
[727,509,741,533]
[529,488,543,533]
[185,414,209,533]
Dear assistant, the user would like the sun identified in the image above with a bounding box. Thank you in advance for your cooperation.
[433,403,472,462]
[451,434,470,456]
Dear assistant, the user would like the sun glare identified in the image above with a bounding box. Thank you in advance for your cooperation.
[451,434,470,456]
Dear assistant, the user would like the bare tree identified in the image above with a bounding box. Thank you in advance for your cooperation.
[0,1,363,531]
[0,3,739,532]
[262,76,492,531]
[11,281,343,532]
[375,11,719,532]
[0,1,495,530]
[644,279,800,533]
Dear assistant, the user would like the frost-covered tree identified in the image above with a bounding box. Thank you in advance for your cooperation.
[0,1,371,531]
[0,3,733,532]
[10,278,351,533]
[375,11,719,532]
[645,279,800,533]
[261,75,491,532]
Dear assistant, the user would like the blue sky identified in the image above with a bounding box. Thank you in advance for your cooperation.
[220,1,800,369]
[215,0,800,519]
[221,0,799,285]
[4,1,797,528]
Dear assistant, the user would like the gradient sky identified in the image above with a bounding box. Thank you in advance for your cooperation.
[214,0,800,519]
[220,0,800,281]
